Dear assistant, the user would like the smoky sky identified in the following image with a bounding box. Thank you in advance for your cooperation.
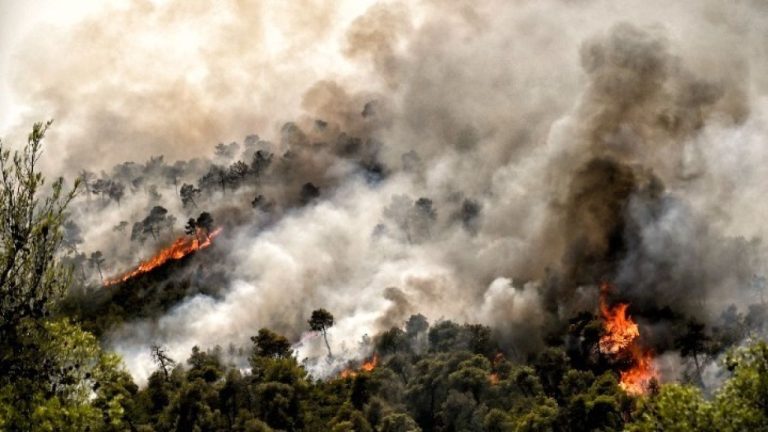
[5,0,768,384]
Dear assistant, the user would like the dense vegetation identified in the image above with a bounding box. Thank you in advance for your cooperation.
[3,124,768,432]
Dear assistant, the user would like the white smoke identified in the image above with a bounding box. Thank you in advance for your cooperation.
[3,0,768,384]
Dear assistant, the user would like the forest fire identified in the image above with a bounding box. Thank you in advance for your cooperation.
[619,347,657,395]
[598,283,658,395]
[488,352,504,385]
[103,228,223,286]
[339,354,379,379]
[599,299,640,355]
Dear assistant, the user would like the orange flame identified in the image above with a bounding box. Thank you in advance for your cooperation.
[103,228,223,286]
[619,346,657,395]
[360,354,379,372]
[339,354,378,379]
[599,301,640,355]
[598,283,658,395]
[488,352,504,385]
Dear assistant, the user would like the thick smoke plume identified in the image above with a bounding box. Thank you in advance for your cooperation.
[5,0,768,384]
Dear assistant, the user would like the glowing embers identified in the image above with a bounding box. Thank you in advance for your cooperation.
[339,354,379,379]
[103,228,222,286]
[598,283,658,395]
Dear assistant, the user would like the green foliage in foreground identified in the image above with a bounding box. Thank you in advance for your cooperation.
[0,319,135,432]
[628,341,768,432]
[79,323,633,431]
[5,325,762,432]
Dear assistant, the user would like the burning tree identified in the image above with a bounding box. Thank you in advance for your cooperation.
[339,354,379,379]
[598,283,659,395]
[185,211,215,241]
[103,225,222,286]
[196,212,214,235]
[184,218,197,236]
[106,210,220,285]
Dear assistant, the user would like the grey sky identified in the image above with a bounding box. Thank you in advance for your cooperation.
[0,0,103,132]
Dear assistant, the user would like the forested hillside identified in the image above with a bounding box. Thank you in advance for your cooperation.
[4,1,768,430]
[2,122,768,431]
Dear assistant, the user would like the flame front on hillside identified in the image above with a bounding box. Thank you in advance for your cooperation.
[598,283,658,395]
[103,228,223,286]
[339,354,379,379]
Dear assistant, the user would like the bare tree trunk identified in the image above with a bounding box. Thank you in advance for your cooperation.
[693,351,702,382]
[322,328,332,358]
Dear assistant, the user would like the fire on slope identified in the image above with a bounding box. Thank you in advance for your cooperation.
[339,354,379,379]
[488,352,505,385]
[598,283,658,395]
[103,228,223,286]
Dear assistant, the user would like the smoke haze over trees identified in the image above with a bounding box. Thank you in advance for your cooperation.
[3,0,768,430]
